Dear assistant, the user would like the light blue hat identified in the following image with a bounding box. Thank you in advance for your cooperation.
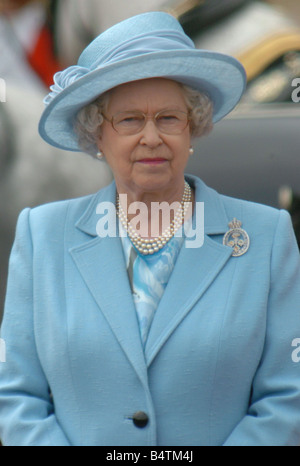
[39,11,247,152]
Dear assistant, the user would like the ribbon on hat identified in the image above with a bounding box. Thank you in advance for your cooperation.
[43,30,195,107]
[43,66,89,105]
[90,30,195,68]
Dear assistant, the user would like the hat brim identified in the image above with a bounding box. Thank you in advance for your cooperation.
[39,49,247,152]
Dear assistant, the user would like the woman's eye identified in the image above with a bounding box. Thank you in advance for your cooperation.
[119,115,143,125]
[158,115,179,123]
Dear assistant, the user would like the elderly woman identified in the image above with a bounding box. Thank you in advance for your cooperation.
[1,12,300,447]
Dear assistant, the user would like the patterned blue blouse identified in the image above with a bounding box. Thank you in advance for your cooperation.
[120,222,187,347]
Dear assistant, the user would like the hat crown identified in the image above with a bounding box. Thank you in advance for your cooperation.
[78,12,191,69]
[39,11,246,153]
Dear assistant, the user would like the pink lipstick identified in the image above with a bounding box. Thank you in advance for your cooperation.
[138,158,167,165]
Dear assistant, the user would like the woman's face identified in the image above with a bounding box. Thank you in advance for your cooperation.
[97,78,192,198]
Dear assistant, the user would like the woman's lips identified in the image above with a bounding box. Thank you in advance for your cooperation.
[137,158,167,165]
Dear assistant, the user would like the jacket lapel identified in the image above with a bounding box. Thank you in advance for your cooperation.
[70,182,148,386]
[145,175,233,366]
[70,176,234,375]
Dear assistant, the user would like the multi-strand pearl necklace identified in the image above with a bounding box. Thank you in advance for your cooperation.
[117,181,192,255]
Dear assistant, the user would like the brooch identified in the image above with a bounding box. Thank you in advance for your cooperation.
[223,218,250,257]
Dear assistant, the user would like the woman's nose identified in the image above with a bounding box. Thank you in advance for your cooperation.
[139,120,163,147]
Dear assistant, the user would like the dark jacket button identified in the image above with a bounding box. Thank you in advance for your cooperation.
[132,411,149,428]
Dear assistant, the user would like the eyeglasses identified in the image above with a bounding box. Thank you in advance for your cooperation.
[103,109,191,136]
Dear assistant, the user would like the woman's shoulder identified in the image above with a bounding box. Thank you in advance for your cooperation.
[18,191,103,243]
[220,191,281,219]
[28,193,94,225]
[190,174,292,238]
[191,174,282,218]
[217,188,294,246]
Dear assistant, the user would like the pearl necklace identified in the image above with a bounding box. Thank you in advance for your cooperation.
[117,181,192,255]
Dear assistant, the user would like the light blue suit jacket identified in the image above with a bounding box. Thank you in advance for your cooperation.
[1,175,300,446]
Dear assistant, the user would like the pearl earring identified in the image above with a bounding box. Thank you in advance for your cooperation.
[189,146,194,155]
[96,151,104,160]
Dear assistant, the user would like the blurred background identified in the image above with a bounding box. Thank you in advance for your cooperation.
[267,0,300,22]
[1,0,300,322]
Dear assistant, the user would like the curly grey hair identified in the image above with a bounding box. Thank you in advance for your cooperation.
[74,83,214,157]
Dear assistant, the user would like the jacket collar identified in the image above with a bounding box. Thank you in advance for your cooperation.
[75,180,117,237]
[71,175,232,381]
[75,174,229,238]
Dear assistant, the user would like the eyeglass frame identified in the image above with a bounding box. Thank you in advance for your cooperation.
[102,109,191,136]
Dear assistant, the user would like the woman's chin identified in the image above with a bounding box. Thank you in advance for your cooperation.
[131,172,174,194]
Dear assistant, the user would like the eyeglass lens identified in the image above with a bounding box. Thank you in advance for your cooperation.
[111,110,189,135]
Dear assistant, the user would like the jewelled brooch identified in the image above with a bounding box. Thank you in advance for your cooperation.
[223,218,250,257]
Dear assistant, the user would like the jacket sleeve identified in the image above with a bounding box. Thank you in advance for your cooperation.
[0,208,71,446]
[224,210,300,446]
